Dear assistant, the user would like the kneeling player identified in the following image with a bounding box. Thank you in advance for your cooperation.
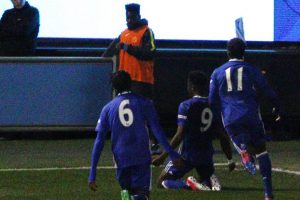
[152,70,235,191]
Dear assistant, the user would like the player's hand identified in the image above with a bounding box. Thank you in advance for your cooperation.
[152,154,165,166]
[227,160,236,172]
[89,181,97,192]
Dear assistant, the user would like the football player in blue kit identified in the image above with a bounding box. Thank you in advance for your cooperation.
[209,38,282,200]
[152,70,235,191]
[88,70,183,200]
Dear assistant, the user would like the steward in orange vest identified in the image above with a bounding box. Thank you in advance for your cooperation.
[102,3,156,99]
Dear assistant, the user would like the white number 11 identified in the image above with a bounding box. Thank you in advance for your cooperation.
[225,67,243,92]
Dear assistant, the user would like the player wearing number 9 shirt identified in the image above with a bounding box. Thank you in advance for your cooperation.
[152,70,234,191]
[209,38,282,200]
[88,70,182,200]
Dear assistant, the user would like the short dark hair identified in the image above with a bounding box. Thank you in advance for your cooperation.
[125,3,140,14]
[111,70,131,94]
[227,37,246,59]
[188,70,208,94]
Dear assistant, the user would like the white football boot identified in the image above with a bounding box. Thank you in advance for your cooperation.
[210,174,221,191]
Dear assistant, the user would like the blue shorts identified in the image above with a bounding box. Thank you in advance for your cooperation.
[116,163,151,192]
[164,159,214,181]
[225,120,266,153]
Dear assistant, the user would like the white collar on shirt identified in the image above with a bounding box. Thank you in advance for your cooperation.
[193,95,207,98]
[229,58,244,61]
[118,91,131,96]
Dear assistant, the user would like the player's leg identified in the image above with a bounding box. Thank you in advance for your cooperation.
[185,157,214,191]
[250,122,274,200]
[117,164,150,200]
[130,164,152,199]
[255,144,273,200]
[117,166,134,200]
[130,190,150,200]
[193,163,217,191]
[225,124,256,175]
[117,166,132,190]
[157,160,192,190]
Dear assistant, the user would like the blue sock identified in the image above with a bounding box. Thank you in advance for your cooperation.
[256,152,273,198]
[161,180,190,190]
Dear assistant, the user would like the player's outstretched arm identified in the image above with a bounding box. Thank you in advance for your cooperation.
[152,125,184,166]
[88,132,106,192]
[88,108,110,190]
[145,101,183,168]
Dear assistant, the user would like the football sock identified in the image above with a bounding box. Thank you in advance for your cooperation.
[161,180,190,189]
[256,152,273,198]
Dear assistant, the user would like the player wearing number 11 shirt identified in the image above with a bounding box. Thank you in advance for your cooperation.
[209,38,282,200]
[88,70,182,200]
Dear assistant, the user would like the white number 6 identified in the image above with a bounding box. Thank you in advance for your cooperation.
[119,100,134,127]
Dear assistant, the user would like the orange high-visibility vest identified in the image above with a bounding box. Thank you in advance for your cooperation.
[119,26,154,84]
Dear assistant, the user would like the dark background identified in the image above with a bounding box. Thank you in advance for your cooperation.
[2,39,300,140]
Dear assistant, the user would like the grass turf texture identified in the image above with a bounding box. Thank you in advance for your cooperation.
[0,139,299,199]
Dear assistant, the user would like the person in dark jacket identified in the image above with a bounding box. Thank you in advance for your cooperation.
[0,0,39,56]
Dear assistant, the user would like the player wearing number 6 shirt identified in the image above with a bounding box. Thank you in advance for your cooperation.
[88,70,182,200]
[209,38,282,200]
[152,70,234,191]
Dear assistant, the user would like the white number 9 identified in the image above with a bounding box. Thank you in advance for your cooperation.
[119,100,134,127]
[200,108,213,132]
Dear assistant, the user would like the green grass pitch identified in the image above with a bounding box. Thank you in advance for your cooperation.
[0,138,299,199]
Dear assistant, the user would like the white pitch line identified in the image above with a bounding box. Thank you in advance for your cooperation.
[272,168,300,175]
[215,163,300,175]
[0,166,113,172]
[0,164,299,176]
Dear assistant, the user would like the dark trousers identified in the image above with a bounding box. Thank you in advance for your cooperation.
[131,81,158,144]
[131,81,153,100]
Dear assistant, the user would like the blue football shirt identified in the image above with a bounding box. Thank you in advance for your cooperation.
[209,59,279,127]
[89,92,178,182]
[177,96,217,165]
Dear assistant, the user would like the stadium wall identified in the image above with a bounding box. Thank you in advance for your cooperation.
[1,39,299,139]
[0,57,113,132]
